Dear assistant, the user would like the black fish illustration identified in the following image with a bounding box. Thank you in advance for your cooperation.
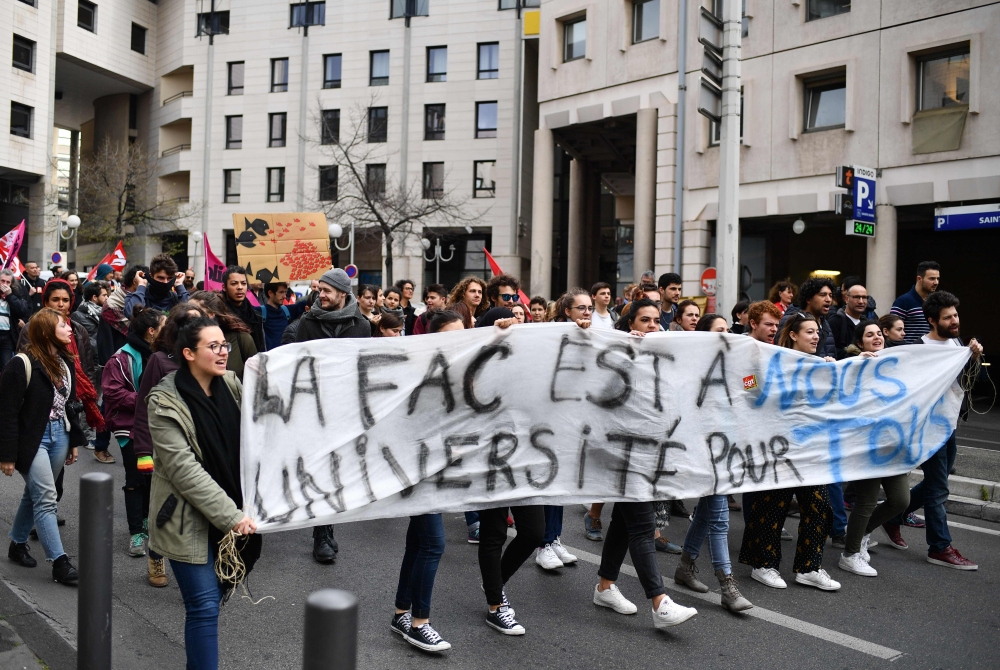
[255,266,280,284]
[236,217,271,248]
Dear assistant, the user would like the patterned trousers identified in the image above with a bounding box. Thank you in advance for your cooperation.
[738,485,832,574]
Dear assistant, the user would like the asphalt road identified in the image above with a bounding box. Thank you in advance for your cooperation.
[0,454,998,670]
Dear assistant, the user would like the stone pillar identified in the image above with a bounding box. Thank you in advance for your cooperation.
[566,158,585,289]
[634,108,657,278]
[530,128,554,298]
[867,205,898,313]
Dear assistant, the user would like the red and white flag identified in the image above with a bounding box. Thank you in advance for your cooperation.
[86,240,127,280]
[8,256,25,279]
[0,221,26,271]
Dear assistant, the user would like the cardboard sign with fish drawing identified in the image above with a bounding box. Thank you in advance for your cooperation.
[232,212,333,284]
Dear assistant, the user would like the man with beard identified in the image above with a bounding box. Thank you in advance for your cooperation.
[296,268,372,563]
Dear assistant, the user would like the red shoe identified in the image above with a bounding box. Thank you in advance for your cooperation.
[927,546,978,571]
[881,524,908,550]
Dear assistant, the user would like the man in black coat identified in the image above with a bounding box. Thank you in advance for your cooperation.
[778,277,837,359]
[15,262,46,314]
[828,282,878,359]
[295,268,371,563]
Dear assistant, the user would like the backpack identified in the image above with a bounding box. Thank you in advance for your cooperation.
[16,353,30,386]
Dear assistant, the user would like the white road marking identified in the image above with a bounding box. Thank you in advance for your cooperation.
[906,513,1000,537]
[562,540,905,662]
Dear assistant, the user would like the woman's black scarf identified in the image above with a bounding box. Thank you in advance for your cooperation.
[125,333,152,386]
[174,364,262,593]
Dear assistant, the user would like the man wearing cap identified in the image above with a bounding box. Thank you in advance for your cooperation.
[296,267,372,563]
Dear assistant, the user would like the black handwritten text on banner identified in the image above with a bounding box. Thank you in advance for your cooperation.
[241,325,968,532]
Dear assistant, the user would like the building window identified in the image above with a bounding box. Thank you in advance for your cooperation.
[633,0,659,43]
[224,169,241,203]
[368,107,388,143]
[917,48,970,111]
[424,104,445,140]
[197,11,229,36]
[12,35,35,72]
[367,164,386,197]
[323,54,342,88]
[228,62,244,95]
[370,51,389,86]
[474,160,495,198]
[426,46,447,82]
[271,58,289,92]
[500,0,540,8]
[321,109,340,144]
[319,166,338,201]
[804,75,846,132]
[131,23,147,54]
[478,43,499,80]
[476,102,498,139]
[391,0,429,18]
[806,0,850,22]
[269,113,287,148]
[710,88,744,145]
[78,0,97,32]
[18,0,37,6]
[226,115,243,149]
[10,103,32,139]
[290,1,325,28]
[423,162,444,199]
[563,16,586,62]
[267,168,285,202]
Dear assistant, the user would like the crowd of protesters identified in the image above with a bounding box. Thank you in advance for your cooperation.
[0,253,984,665]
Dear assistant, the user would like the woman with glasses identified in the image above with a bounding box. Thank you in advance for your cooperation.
[838,320,910,573]
[738,311,840,592]
[148,317,260,670]
[186,291,257,381]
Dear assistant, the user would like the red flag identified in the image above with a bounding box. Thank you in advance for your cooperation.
[482,247,530,306]
[9,256,25,279]
[204,233,259,306]
[0,221,26,271]
[86,240,127,280]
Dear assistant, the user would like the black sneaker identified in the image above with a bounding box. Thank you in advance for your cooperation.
[390,611,411,636]
[312,525,338,563]
[481,584,515,617]
[52,555,78,585]
[831,535,847,549]
[8,541,36,568]
[406,623,452,652]
[485,606,524,636]
[669,500,689,517]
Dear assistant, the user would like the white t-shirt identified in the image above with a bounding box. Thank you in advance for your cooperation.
[591,310,615,330]
[846,313,861,326]
[921,334,960,346]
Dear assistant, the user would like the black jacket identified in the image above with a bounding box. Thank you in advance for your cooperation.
[0,354,87,474]
[778,304,837,359]
[224,295,266,353]
[296,294,372,342]
[14,276,46,314]
[828,306,878,360]
[1,292,30,350]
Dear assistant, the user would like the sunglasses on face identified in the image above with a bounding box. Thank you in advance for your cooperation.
[499,294,520,302]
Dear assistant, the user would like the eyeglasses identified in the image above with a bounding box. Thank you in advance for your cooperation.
[572,305,595,313]
[196,342,232,355]
[499,294,520,302]
[848,295,869,301]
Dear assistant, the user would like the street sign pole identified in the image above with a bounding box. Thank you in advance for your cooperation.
[714,0,742,321]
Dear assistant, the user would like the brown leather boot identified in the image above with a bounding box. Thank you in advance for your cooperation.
[148,556,168,587]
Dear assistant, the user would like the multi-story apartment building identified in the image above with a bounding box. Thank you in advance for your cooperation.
[2,0,539,295]
[529,0,1000,337]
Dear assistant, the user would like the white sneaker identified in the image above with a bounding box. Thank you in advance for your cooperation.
[551,537,577,564]
[860,534,872,563]
[651,597,697,628]
[839,552,877,577]
[750,567,787,589]
[593,584,637,614]
[535,545,564,570]
[867,538,879,549]
[795,569,842,591]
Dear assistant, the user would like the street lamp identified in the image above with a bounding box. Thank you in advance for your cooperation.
[422,237,454,284]
[330,221,355,266]
[60,214,81,240]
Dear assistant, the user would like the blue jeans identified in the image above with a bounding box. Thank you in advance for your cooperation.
[464,511,479,529]
[896,431,956,554]
[682,495,732,574]
[394,514,445,619]
[10,420,68,560]
[541,505,563,545]
[170,556,223,670]
[828,483,847,536]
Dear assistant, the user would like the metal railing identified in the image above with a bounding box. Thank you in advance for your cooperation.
[161,90,193,106]
[161,144,191,157]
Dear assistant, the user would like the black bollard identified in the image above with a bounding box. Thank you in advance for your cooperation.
[302,589,358,670]
[78,472,114,670]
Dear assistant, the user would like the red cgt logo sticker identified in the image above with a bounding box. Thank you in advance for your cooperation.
[742,375,757,390]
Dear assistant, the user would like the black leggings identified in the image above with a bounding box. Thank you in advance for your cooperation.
[478,506,544,607]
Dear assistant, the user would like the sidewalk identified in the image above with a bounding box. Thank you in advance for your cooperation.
[0,620,45,670]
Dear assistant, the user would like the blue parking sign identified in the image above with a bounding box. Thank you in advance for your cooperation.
[853,165,876,225]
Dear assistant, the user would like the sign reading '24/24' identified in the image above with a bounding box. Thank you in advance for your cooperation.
[934,203,1000,232]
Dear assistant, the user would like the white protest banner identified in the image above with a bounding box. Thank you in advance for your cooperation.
[241,325,969,533]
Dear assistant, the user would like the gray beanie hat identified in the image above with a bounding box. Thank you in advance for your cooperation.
[319,268,352,293]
